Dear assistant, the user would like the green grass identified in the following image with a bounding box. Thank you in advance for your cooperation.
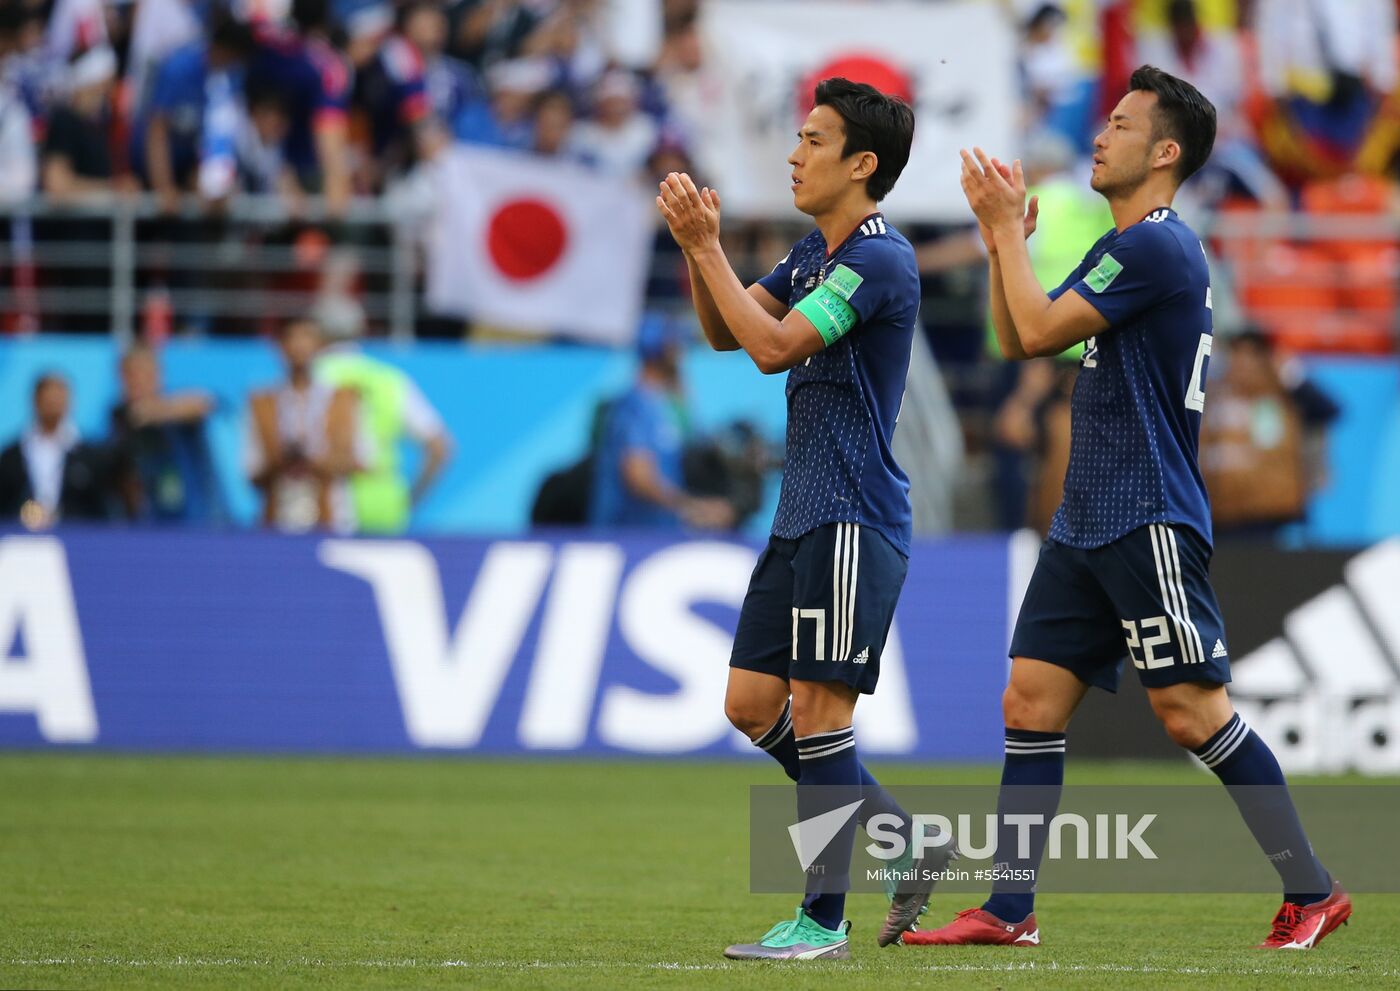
[0,755,1394,989]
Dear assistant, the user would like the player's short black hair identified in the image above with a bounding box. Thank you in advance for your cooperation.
[1129,65,1216,183]
[813,77,914,202]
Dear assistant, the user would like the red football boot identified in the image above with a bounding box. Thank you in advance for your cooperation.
[900,907,1041,946]
[1257,881,1352,949]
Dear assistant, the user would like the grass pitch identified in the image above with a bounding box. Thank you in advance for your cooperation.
[1,755,1395,989]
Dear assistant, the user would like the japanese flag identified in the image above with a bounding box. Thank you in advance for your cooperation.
[425,145,654,345]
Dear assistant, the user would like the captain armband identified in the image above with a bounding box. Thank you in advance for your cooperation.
[793,280,860,346]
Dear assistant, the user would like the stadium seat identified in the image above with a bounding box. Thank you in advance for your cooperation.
[1297,176,1397,354]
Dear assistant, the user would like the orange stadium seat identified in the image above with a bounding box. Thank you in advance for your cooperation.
[1299,176,1397,354]
[1221,181,1395,355]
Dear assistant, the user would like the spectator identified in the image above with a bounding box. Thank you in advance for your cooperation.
[341,1,396,74]
[0,4,34,197]
[245,317,368,533]
[992,358,1060,531]
[0,373,119,527]
[42,44,121,201]
[589,316,734,530]
[403,0,480,128]
[237,77,296,200]
[571,67,657,178]
[124,0,203,127]
[110,345,223,525]
[1277,349,1343,498]
[40,42,127,332]
[644,139,693,304]
[352,2,450,189]
[1019,2,1092,147]
[531,86,578,157]
[450,0,552,70]
[454,55,554,148]
[519,0,609,92]
[315,316,453,534]
[137,11,253,214]
[650,7,703,147]
[246,0,353,218]
[1,4,48,125]
[1024,362,1076,536]
[1138,0,1287,207]
[0,68,34,204]
[1199,330,1310,536]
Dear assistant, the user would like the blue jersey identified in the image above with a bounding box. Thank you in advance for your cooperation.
[129,41,223,185]
[589,383,686,529]
[249,28,351,176]
[757,213,920,555]
[1047,207,1215,549]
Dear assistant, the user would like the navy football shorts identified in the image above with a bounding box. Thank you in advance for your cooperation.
[1009,522,1232,692]
[730,522,908,695]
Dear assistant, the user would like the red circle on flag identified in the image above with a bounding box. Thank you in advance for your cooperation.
[486,199,568,281]
[799,54,916,117]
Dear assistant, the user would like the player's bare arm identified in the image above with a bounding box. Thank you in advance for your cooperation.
[680,253,787,352]
[658,175,787,352]
[658,172,825,374]
[969,161,1039,361]
[961,147,1107,359]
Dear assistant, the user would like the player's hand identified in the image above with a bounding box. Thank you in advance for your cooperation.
[657,172,721,256]
[961,148,1037,251]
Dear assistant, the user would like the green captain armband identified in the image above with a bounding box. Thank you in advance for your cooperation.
[794,263,863,346]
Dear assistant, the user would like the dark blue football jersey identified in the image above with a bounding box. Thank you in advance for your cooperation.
[1047,207,1215,549]
[756,213,920,555]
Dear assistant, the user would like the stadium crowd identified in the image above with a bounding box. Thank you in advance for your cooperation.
[0,0,703,208]
[0,0,1395,537]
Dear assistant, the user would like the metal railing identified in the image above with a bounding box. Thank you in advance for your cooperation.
[0,193,419,343]
[1199,210,1400,352]
[0,194,1395,350]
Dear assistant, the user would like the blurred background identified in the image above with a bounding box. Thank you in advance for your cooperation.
[0,0,1396,773]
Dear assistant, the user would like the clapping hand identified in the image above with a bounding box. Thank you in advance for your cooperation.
[657,172,722,256]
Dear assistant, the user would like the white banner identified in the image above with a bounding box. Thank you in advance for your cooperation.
[696,0,1019,222]
[425,145,653,345]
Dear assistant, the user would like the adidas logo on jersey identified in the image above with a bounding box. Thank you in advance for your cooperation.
[1212,639,1228,659]
[859,216,887,237]
[1145,208,1170,223]
[852,647,870,665]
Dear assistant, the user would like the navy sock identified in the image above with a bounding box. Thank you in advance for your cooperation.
[1193,713,1331,904]
[795,726,861,931]
[982,728,1066,924]
[858,763,914,850]
[754,699,800,779]
[753,703,913,849]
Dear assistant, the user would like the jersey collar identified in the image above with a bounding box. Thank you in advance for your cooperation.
[1131,206,1175,226]
[826,211,883,258]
